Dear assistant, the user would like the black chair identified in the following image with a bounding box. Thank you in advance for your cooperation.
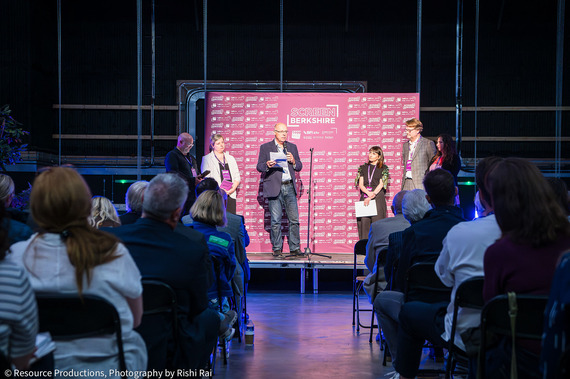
[478,293,549,378]
[352,239,370,331]
[136,279,178,370]
[445,276,484,379]
[368,246,389,343]
[36,293,127,379]
[403,262,452,375]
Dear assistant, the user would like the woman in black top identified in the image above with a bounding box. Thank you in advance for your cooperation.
[356,146,389,240]
[428,134,461,183]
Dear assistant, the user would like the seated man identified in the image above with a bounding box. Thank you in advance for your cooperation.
[107,173,231,370]
[373,169,464,368]
[363,190,410,301]
[395,157,503,379]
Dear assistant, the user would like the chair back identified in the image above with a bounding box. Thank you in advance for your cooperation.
[36,293,127,373]
[481,294,548,341]
[353,238,368,275]
[371,246,389,300]
[405,262,451,303]
[478,293,548,378]
[137,279,178,370]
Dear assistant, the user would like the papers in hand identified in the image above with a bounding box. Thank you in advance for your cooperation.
[355,200,378,217]
[29,332,56,364]
[270,151,288,168]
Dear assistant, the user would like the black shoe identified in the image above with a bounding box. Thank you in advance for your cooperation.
[290,249,302,256]
[272,249,283,257]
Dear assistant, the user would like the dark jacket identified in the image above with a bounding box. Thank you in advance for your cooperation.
[256,139,303,198]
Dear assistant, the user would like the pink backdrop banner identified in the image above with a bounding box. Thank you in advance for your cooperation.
[205,92,419,254]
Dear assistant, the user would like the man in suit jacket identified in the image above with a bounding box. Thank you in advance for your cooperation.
[256,122,303,257]
[106,174,223,370]
[401,118,436,191]
[363,190,410,300]
[165,133,201,214]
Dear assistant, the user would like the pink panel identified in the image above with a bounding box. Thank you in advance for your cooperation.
[205,92,419,254]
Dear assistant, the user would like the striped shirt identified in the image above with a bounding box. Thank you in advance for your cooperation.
[0,259,38,360]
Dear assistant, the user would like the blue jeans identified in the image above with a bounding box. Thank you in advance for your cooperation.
[268,182,300,252]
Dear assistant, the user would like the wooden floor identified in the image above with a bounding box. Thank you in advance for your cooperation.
[213,291,448,379]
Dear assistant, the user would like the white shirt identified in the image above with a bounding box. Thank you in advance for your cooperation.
[8,233,147,375]
[434,214,501,351]
[274,140,292,182]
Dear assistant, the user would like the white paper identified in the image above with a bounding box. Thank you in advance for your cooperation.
[270,151,288,168]
[355,200,378,217]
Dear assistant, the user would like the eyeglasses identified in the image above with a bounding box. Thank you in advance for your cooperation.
[405,128,418,133]
[274,130,288,134]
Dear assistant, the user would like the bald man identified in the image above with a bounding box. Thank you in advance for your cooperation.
[165,133,201,214]
[256,123,303,257]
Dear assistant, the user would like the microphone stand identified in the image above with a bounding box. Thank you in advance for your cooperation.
[301,147,331,260]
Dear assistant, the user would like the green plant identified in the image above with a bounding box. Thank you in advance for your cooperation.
[12,183,32,211]
[0,104,29,171]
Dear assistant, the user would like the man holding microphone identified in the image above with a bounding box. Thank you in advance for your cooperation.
[256,122,303,257]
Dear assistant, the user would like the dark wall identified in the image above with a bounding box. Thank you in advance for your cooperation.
[1,0,568,160]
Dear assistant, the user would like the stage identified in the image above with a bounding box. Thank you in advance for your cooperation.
[247,253,365,294]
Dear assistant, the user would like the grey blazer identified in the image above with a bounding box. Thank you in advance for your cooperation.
[401,136,436,190]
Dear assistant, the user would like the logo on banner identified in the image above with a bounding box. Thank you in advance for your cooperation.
[287,105,339,127]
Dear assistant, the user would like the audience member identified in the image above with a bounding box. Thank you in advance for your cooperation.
[0,174,33,244]
[394,156,503,379]
[8,167,147,375]
[373,169,464,368]
[190,190,237,337]
[119,181,148,225]
[106,173,223,370]
[89,196,121,228]
[482,158,570,378]
[363,190,409,300]
[383,189,431,290]
[0,204,38,370]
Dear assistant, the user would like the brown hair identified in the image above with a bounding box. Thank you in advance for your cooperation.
[487,158,570,247]
[29,167,120,294]
[190,190,227,227]
[368,146,385,168]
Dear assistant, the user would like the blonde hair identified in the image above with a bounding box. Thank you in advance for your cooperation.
[405,118,423,133]
[209,133,224,152]
[28,167,120,294]
[89,196,121,229]
[190,190,227,227]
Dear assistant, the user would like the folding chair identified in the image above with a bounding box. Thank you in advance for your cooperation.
[368,246,389,343]
[36,293,127,379]
[137,279,178,370]
[445,276,484,379]
[404,262,452,376]
[352,238,370,331]
[478,293,548,378]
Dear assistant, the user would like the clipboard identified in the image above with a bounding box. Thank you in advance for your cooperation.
[355,200,378,218]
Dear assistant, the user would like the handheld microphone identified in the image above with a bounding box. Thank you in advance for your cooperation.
[283,141,288,155]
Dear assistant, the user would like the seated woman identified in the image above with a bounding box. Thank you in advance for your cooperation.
[482,158,570,378]
[8,167,147,375]
[89,196,121,228]
[190,190,236,339]
[0,204,38,370]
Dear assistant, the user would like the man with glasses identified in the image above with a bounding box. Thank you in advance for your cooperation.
[165,132,201,214]
[256,123,303,257]
[401,118,436,191]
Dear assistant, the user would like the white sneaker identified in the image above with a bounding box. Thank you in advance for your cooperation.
[384,371,400,379]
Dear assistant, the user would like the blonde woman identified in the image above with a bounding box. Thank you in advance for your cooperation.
[8,167,146,376]
[89,196,121,228]
[201,133,241,214]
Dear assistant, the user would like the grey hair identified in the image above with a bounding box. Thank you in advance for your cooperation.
[125,180,149,213]
[402,189,431,223]
[143,174,188,220]
[0,174,15,205]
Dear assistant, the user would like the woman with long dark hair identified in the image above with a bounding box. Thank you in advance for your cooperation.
[482,158,570,378]
[428,134,461,183]
[356,146,389,240]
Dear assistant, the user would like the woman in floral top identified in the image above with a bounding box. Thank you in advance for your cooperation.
[356,146,389,240]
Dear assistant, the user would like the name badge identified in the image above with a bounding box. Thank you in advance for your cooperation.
[191,168,197,177]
